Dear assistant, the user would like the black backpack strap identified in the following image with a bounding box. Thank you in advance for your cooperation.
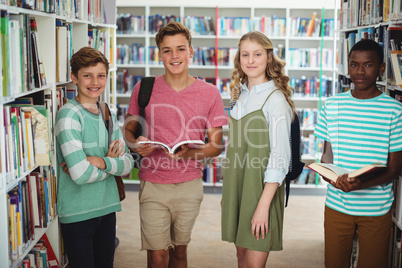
[285,112,305,207]
[138,77,155,117]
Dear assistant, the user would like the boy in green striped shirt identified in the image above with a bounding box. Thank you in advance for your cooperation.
[314,39,402,267]
[55,47,134,268]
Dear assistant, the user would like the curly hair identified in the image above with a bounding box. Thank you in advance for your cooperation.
[70,46,109,77]
[230,31,295,114]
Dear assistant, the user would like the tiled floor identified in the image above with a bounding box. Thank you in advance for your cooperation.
[114,188,326,268]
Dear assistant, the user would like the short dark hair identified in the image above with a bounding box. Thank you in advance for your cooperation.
[348,39,384,64]
[70,47,109,77]
[155,21,192,49]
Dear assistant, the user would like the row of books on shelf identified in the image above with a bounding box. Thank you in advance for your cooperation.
[2,96,53,185]
[296,108,318,129]
[56,20,73,83]
[1,0,111,23]
[1,12,47,99]
[149,14,181,34]
[302,134,323,157]
[116,13,334,38]
[7,167,57,264]
[289,15,335,37]
[116,71,142,95]
[184,16,215,36]
[288,48,334,69]
[114,71,332,101]
[116,14,145,34]
[388,27,402,88]
[117,44,286,67]
[88,27,111,61]
[20,233,59,268]
[116,43,146,65]
[56,85,77,110]
[340,0,402,29]
[216,16,252,37]
[291,75,334,98]
[253,16,286,37]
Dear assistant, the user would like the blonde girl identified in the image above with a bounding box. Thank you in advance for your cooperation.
[221,31,294,268]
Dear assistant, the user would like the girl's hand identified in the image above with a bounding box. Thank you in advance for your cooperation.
[251,204,269,240]
[106,140,126,158]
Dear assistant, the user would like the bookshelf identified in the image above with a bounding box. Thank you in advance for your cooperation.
[0,1,116,267]
[115,1,338,190]
[337,0,402,266]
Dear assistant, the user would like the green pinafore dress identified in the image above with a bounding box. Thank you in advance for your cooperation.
[221,90,285,252]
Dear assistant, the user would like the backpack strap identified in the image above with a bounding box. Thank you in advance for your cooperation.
[138,77,155,118]
[135,76,155,139]
[99,102,113,146]
[285,112,305,207]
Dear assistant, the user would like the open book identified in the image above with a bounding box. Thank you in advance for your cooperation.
[138,140,205,154]
[307,162,386,182]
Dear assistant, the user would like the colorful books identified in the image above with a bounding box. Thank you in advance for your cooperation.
[390,51,402,88]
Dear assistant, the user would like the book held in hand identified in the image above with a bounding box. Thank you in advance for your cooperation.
[307,162,386,182]
[138,140,205,154]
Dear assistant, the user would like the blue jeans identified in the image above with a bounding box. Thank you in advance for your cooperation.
[60,212,116,268]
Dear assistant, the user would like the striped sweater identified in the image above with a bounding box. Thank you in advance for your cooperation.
[55,99,134,223]
[314,91,402,216]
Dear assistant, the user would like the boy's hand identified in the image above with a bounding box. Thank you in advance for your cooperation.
[135,136,156,157]
[60,161,70,176]
[106,140,126,158]
[333,174,363,192]
[164,144,189,160]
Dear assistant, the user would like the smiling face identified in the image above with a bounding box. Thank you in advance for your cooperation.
[239,39,269,85]
[158,34,193,78]
[71,62,108,105]
[348,50,385,92]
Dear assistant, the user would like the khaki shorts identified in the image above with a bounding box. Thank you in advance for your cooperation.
[139,178,204,251]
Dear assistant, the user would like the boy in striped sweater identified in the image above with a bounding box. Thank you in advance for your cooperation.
[314,39,402,268]
[55,47,134,268]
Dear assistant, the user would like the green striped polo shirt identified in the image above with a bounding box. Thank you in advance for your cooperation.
[314,90,402,216]
[55,99,134,223]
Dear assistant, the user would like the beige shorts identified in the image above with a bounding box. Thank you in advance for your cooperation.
[139,178,204,251]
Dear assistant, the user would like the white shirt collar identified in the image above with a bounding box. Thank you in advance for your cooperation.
[240,80,276,94]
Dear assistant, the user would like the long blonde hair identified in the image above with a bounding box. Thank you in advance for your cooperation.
[230,31,295,114]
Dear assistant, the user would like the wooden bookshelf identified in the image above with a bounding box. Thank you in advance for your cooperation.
[0,1,116,267]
